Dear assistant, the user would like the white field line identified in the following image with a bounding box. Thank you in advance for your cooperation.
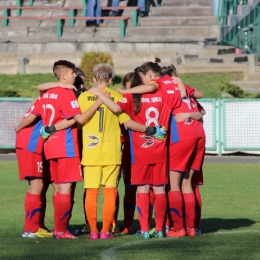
[100,229,260,260]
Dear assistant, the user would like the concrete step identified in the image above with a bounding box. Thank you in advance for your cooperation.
[231,80,260,93]
[121,35,206,43]
[162,0,211,6]
[139,16,216,26]
[244,72,260,80]
[126,25,219,38]
[149,6,212,16]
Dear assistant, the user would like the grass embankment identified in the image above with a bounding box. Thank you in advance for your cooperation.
[0,72,247,98]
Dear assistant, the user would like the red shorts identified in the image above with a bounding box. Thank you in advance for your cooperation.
[16,148,50,182]
[49,157,82,184]
[190,137,205,171]
[192,169,203,185]
[131,163,167,186]
[169,137,205,172]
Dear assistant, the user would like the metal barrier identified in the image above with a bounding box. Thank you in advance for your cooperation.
[216,0,248,26]
[217,1,260,60]
[1,98,260,155]
[221,5,260,56]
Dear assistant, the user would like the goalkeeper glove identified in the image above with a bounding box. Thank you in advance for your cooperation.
[145,125,167,140]
[40,125,57,140]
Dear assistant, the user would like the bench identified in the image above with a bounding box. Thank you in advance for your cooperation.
[0,15,130,37]
[0,5,140,27]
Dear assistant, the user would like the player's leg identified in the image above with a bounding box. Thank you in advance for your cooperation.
[151,163,168,238]
[53,157,82,239]
[190,137,205,235]
[182,168,196,236]
[39,157,52,233]
[166,170,186,237]
[131,164,151,239]
[193,184,202,235]
[16,148,50,238]
[84,165,102,239]
[81,189,91,234]
[119,166,136,235]
[100,164,121,239]
[167,139,197,237]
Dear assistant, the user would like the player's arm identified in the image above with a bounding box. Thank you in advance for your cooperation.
[37,82,76,93]
[116,84,158,95]
[174,112,203,122]
[74,98,103,125]
[192,88,203,99]
[14,113,37,133]
[88,88,122,113]
[123,119,167,140]
[172,77,186,98]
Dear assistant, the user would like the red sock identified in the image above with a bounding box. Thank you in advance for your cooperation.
[168,191,184,231]
[136,193,149,232]
[183,192,196,229]
[39,194,46,229]
[26,193,41,233]
[193,186,202,229]
[54,193,72,232]
[148,188,155,227]
[154,193,167,232]
[123,188,136,228]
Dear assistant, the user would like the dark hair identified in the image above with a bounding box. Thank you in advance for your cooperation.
[137,61,163,78]
[161,64,179,77]
[129,72,143,115]
[122,72,134,88]
[53,60,76,79]
[73,67,87,98]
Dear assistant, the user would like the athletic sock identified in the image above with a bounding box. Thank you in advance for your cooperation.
[123,188,136,228]
[136,193,149,232]
[54,193,72,232]
[183,192,196,229]
[26,193,41,233]
[168,191,184,231]
[154,193,167,232]
[85,188,99,233]
[101,187,116,233]
[193,186,202,229]
[23,192,30,232]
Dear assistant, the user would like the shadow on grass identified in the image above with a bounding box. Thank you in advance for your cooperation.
[70,218,255,236]
[201,218,256,233]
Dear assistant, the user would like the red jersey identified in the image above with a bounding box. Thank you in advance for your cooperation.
[118,75,181,164]
[15,104,44,154]
[32,87,81,159]
[170,86,205,143]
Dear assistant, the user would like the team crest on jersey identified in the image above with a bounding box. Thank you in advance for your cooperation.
[71,100,79,108]
[86,134,100,148]
[140,135,154,148]
[185,118,193,125]
[120,97,127,103]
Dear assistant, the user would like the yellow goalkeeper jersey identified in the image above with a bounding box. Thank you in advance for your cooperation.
[78,87,130,166]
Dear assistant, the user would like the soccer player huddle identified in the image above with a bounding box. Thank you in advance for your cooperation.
[15,58,205,240]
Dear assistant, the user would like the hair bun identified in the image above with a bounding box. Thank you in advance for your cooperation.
[155,57,161,63]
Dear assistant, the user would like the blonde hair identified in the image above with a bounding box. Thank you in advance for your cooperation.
[93,63,114,84]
